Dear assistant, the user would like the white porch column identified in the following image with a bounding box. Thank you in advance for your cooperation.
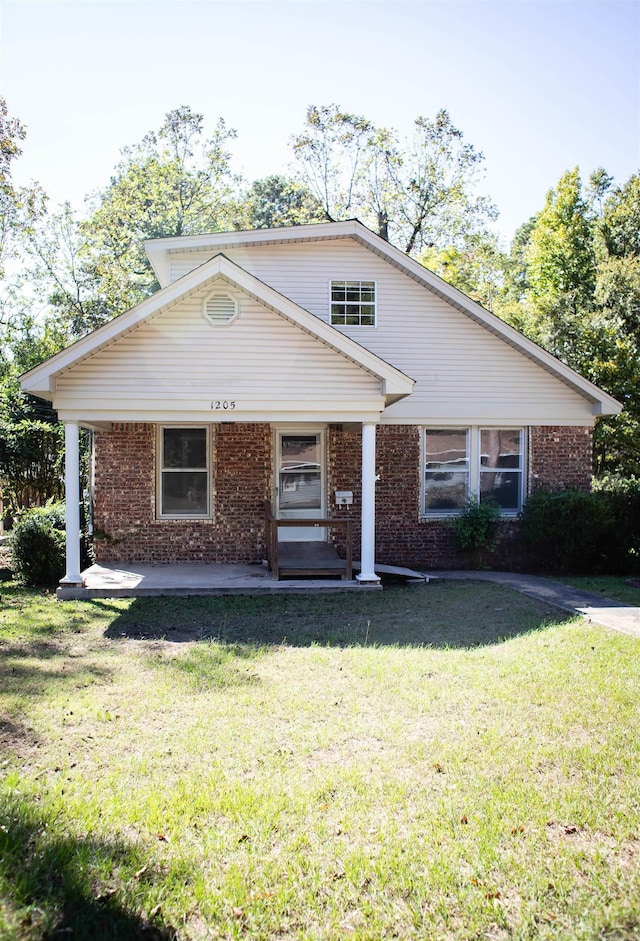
[60,421,83,586]
[357,421,380,585]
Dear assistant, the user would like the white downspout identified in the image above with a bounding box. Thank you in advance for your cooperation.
[356,421,380,585]
[60,421,83,586]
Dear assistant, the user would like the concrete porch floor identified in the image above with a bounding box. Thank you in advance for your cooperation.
[57,561,385,599]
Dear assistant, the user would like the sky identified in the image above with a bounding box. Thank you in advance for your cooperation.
[1,0,639,246]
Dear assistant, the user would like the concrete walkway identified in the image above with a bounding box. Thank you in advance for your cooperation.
[430,570,640,639]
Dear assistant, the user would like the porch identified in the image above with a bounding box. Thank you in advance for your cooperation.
[57,560,380,599]
[57,556,431,599]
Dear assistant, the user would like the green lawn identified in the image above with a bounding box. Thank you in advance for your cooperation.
[555,575,640,606]
[1,581,639,940]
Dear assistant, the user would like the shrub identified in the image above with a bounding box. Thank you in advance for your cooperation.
[11,503,66,586]
[453,496,501,569]
[592,476,640,572]
[519,484,640,575]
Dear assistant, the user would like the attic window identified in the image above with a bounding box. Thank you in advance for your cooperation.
[330,280,376,326]
[203,292,238,327]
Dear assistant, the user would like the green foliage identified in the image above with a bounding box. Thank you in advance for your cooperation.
[83,106,240,319]
[495,168,640,477]
[0,97,47,324]
[592,475,640,568]
[11,502,66,586]
[453,496,501,568]
[520,485,640,575]
[0,418,64,515]
[419,233,507,311]
[241,175,324,229]
[291,104,497,255]
[525,167,596,317]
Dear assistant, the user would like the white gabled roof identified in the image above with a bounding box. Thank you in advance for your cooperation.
[144,220,621,416]
[20,250,415,404]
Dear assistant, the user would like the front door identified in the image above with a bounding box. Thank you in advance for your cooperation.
[275,430,325,541]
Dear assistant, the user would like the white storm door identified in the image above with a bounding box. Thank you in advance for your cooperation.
[276,431,326,542]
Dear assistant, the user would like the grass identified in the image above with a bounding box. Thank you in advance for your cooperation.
[554,574,640,606]
[1,579,640,939]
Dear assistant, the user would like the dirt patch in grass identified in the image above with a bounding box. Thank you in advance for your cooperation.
[0,716,40,759]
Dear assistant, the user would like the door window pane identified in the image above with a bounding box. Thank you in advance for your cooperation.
[279,435,322,510]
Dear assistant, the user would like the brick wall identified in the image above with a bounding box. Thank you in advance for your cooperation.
[93,422,272,564]
[326,423,593,570]
[529,425,593,492]
[93,422,593,570]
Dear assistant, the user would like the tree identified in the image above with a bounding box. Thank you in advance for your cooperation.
[0,316,68,517]
[290,105,376,223]
[419,232,507,311]
[291,104,497,255]
[81,106,241,322]
[22,202,109,338]
[0,97,46,326]
[525,168,596,327]
[494,168,640,477]
[241,175,324,229]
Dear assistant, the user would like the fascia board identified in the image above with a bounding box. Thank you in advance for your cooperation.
[144,219,359,255]
[21,248,414,402]
[144,221,363,288]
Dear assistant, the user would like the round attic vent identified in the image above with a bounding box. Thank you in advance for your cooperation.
[203,293,238,326]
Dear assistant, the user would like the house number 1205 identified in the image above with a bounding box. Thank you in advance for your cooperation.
[211,400,236,410]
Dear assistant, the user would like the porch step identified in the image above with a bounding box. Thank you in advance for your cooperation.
[277,540,348,578]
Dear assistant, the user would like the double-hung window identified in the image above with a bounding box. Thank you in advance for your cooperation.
[330,280,376,326]
[479,428,524,511]
[159,426,210,518]
[424,429,470,512]
[424,427,524,516]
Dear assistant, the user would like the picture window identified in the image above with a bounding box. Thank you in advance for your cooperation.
[423,427,524,516]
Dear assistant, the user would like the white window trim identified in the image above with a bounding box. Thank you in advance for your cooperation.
[329,279,377,328]
[157,424,212,520]
[422,426,527,519]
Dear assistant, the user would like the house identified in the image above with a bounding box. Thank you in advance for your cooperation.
[20,219,621,588]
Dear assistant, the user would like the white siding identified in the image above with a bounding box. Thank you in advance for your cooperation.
[54,287,383,420]
[168,239,597,424]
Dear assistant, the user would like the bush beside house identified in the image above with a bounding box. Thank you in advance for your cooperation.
[520,479,640,575]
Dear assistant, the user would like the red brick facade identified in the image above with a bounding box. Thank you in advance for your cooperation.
[94,422,272,564]
[529,425,593,492]
[93,422,593,569]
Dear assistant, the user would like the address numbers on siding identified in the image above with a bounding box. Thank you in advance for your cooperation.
[211,400,236,410]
